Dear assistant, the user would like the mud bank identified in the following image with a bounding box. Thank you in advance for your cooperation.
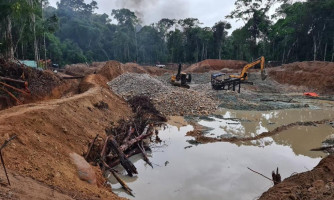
[259,155,334,200]
[0,61,152,199]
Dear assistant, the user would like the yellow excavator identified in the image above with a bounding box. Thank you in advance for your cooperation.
[211,56,267,91]
[230,56,267,81]
[170,64,192,88]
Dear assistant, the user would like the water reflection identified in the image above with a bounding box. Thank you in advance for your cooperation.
[197,108,334,157]
[109,122,328,200]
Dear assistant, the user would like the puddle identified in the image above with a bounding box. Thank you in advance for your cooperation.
[108,107,334,200]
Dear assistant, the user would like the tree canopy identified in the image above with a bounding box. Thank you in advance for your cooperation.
[0,0,333,66]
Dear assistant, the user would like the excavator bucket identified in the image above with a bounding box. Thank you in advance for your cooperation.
[261,70,268,80]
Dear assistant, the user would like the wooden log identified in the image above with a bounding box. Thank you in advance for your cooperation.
[123,126,135,143]
[85,134,99,161]
[100,136,110,159]
[109,136,137,176]
[107,148,142,168]
[0,76,26,84]
[119,125,152,152]
[272,168,281,185]
[138,141,153,168]
[0,87,22,105]
[0,81,30,95]
[110,170,134,197]
[311,145,334,152]
[247,167,274,183]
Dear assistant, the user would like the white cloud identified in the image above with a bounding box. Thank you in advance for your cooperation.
[48,0,303,33]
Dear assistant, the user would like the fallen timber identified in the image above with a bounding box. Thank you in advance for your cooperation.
[0,75,31,105]
[84,95,166,194]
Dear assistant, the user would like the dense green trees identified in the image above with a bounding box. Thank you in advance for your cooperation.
[0,0,333,66]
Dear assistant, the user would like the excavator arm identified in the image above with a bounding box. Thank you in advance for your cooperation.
[230,56,267,81]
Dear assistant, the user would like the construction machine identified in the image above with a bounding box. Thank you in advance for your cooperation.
[230,56,267,81]
[211,56,267,91]
[170,64,192,88]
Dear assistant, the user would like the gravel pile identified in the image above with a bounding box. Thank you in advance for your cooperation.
[153,89,218,116]
[108,73,170,99]
[108,73,219,116]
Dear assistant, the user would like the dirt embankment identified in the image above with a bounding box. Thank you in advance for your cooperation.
[0,61,151,199]
[184,59,247,73]
[269,61,334,94]
[64,62,107,77]
[0,59,81,109]
[259,154,334,200]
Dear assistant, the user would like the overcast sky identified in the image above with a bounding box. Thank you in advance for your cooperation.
[48,0,246,31]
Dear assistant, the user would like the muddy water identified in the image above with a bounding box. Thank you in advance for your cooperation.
[108,109,334,200]
[198,108,334,158]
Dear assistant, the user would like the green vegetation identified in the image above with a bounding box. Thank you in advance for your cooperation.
[0,0,333,66]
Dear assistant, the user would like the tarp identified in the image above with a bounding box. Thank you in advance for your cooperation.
[18,60,37,68]
[303,92,319,97]
[211,73,225,78]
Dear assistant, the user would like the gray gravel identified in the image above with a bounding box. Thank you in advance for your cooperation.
[108,73,170,98]
[108,73,219,116]
[109,72,312,115]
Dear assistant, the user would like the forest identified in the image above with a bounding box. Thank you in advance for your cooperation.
[0,0,333,66]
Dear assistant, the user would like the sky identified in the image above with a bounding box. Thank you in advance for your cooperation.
[48,0,303,32]
[48,0,245,31]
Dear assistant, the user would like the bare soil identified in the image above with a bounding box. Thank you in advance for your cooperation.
[259,154,334,200]
[64,62,107,76]
[269,61,334,94]
[184,59,247,73]
[0,61,142,200]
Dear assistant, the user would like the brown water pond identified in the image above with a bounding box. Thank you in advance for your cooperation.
[108,108,334,200]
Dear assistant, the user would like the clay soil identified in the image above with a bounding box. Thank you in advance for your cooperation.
[184,59,247,73]
[259,155,334,200]
[269,61,334,94]
[0,60,168,199]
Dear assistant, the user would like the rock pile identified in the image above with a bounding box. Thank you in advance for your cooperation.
[108,73,219,116]
[108,73,169,98]
[153,89,218,116]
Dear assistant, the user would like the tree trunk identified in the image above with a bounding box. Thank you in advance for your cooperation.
[13,25,26,58]
[313,35,317,61]
[323,42,327,61]
[287,39,297,62]
[196,40,199,62]
[134,28,138,62]
[332,37,334,62]
[21,43,24,60]
[201,43,205,61]
[218,46,222,60]
[44,33,47,68]
[27,0,39,66]
[6,16,14,60]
